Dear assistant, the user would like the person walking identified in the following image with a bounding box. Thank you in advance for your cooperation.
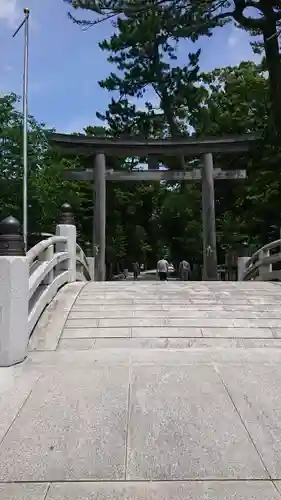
[179,259,191,281]
[157,257,169,281]
[122,259,129,279]
[132,261,140,280]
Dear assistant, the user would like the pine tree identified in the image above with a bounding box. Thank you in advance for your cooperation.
[65,0,281,133]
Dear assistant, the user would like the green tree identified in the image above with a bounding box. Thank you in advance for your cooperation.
[0,93,84,237]
[65,0,204,143]
[0,93,48,219]
[192,61,269,136]
[65,0,281,132]
[190,62,280,249]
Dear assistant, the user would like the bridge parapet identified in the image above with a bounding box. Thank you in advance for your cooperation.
[241,239,281,281]
[0,204,91,367]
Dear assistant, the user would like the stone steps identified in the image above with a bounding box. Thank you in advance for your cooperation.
[57,281,281,351]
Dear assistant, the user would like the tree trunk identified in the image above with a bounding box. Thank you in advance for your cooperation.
[261,3,281,132]
[232,0,281,132]
[159,89,186,170]
[151,42,185,169]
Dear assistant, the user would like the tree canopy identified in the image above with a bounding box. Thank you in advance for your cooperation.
[65,0,281,133]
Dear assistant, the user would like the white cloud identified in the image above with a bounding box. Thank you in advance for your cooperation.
[227,26,242,48]
[0,0,20,27]
[228,34,238,47]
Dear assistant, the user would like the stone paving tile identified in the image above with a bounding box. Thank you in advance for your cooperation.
[131,300,193,305]
[0,483,49,500]
[68,310,135,319]
[270,329,281,338]
[233,319,281,328]
[72,304,164,311]
[62,327,131,338]
[75,299,134,305]
[221,310,281,318]
[126,365,268,480]
[217,363,281,479]
[29,349,130,367]
[0,367,40,442]
[95,338,200,348]
[0,366,129,481]
[223,304,281,311]
[129,347,281,365]
[64,319,99,328]
[25,346,281,370]
[58,338,97,350]
[130,309,236,318]
[189,299,251,304]
[163,304,225,311]
[201,327,273,338]
[274,481,281,495]
[58,337,281,350]
[131,327,202,338]
[73,304,281,316]
[165,318,234,327]
[46,481,281,500]
[248,298,281,305]
[99,318,167,328]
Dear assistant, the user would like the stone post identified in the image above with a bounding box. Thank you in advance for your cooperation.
[56,203,77,282]
[237,257,250,280]
[202,153,218,280]
[258,248,271,278]
[148,154,159,170]
[0,216,29,366]
[237,244,250,281]
[84,241,95,281]
[94,153,106,281]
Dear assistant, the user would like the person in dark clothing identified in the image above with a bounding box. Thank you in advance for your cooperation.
[132,261,140,280]
[179,260,191,281]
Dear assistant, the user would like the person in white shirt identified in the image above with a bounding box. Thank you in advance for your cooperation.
[179,260,191,281]
[157,258,169,281]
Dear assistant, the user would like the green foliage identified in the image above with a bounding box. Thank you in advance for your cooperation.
[68,0,205,140]
[0,94,85,235]
[64,0,230,36]
[190,61,281,249]
[192,61,269,135]
[0,93,48,221]
[65,0,281,133]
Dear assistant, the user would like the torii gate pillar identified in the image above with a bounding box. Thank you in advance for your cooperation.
[93,153,106,281]
[202,153,217,280]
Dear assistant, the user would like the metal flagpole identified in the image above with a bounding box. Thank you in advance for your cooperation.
[13,8,30,253]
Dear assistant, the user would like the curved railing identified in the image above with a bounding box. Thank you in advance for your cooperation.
[242,239,281,281]
[0,204,97,366]
[27,235,91,336]
[76,243,91,281]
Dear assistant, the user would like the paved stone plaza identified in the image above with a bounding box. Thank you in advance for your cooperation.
[2,281,281,498]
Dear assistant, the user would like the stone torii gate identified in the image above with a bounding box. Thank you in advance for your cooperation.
[50,133,257,281]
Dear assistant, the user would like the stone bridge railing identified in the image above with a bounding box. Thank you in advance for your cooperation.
[0,203,93,367]
[241,239,281,281]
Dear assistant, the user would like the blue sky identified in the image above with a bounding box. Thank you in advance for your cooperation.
[0,0,260,133]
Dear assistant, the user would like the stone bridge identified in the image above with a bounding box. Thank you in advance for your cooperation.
[1,208,281,498]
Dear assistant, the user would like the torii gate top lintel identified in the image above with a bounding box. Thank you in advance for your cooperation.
[49,132,258,156]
